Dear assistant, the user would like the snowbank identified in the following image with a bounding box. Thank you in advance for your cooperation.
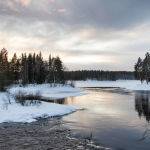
[0,84,84,123]
[8,84,83,99]
[0,92,77,123]
[75,80,150,91]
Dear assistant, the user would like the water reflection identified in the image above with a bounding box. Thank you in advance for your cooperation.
[1,89,150,150]
[16,97,75,105]
[15,98,69,106]
[15,99,42,106]
[0,94,69,109]
[135,92,150,122]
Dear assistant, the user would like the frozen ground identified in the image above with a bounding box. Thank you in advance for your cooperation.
[0,84,84,123]
[0,119,108,150]
[75,80,150,91]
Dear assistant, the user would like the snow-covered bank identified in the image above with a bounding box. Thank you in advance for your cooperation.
[0,84,84,123]
[8,84,83,99]
[0,92,77,123]
[75,80,150,91]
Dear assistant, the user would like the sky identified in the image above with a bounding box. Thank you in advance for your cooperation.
[0,0,150,71]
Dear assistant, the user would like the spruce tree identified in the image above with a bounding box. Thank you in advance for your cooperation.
[21,53,28,85]
[10,53,20,83]
[143,52,150,84]
[47,55,53,83]
[135,57,143,83]
[0,48,9,90]
[28,53,34,83]
[53,56,65,84]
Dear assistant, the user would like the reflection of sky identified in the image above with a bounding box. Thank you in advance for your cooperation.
[1,0,150,70]
[63,89,150,150]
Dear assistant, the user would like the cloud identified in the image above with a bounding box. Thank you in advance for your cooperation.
[19,0,32,6]
[57,8,67,13]
[0,0,150,70]
[1,0,150,29]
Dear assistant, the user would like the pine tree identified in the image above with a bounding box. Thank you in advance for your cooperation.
[53,56,65,84]
[35,52,46,84]
[143,52,150,84]
[28,53,34,83]
[32,53,36,83]
[0,48,9,90]
[10,53,20,83]
[135,57,143,83]
[135,52,150,84]
[47,55,53,83]
[21,53,28,85]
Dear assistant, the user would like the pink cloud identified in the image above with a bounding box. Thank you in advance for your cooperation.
[20,0,31,6]
[13,0,32,6]
[57,8,67,13]
[49,0,55,3]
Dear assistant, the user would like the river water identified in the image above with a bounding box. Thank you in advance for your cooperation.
[61,88,150,150]
[1,87,150,150]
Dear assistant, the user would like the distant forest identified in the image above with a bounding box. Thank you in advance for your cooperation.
[64,71,134,81]
[0,48,135,90]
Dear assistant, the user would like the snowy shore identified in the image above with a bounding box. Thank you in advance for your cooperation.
[0,84,83,123]
[0,93,77,123]
[8,84,83,99]
[76,80,150,91]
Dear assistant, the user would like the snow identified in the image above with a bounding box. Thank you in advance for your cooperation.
[1,80,149,123]
[75,80,150,91]
[0,84,84,123]
[0,92,77,123]
[8,84,83,99]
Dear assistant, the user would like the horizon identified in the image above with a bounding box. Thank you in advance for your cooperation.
[1,0,150,71]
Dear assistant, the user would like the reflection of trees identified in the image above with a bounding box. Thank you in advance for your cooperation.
[16,97,72,106]
[135,92,150,141]
[53,98,66,104]
[46,97,75,105]
[138,124,150,141]
[135,92,150,122]
[16,97,76,106]
[1,93,76,109]
[16,99,41,106]
[56,97,75,105]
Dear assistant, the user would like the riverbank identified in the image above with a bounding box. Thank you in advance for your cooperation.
[0,118,107,150]
[8,83,83,99]
[0,84,110,149]
[0,84,84,123]
[75,80,150,91]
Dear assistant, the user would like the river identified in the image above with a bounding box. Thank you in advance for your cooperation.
[61,88,150,150]
[1,87,150,150]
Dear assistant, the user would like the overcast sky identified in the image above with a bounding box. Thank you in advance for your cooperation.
[0,0,150,70]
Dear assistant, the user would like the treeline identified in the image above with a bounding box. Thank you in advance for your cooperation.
[0,47,138,90]
[0,48,64,90]
[64,70,134,81]
[135,52,150,84]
